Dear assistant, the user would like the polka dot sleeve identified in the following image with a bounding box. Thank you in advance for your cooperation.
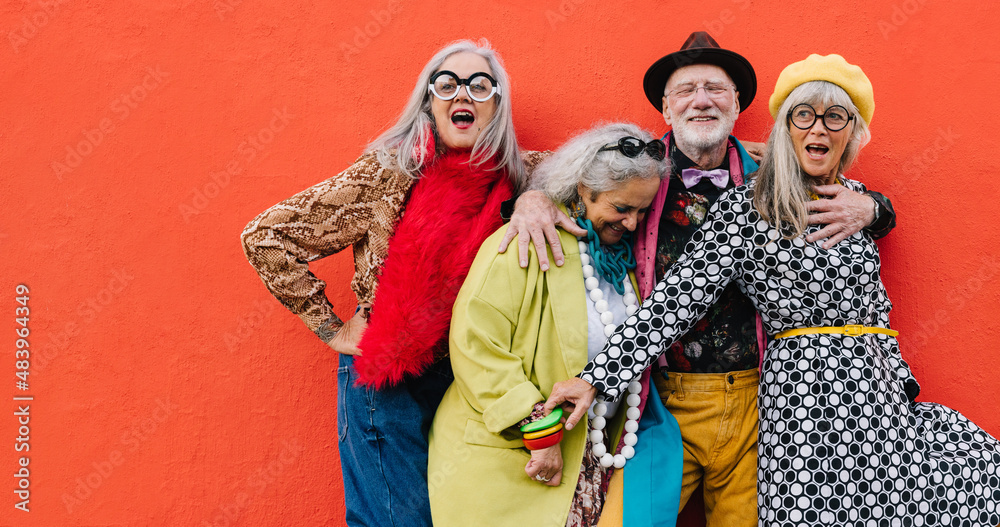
[580,187,752,399]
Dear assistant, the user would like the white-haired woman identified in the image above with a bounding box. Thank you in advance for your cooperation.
[429,122,678,527]
[546,55,1000,526]
[241,40,542,526]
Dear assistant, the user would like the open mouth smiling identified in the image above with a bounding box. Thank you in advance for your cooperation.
[805,143,829,158]
[451,109,475,129]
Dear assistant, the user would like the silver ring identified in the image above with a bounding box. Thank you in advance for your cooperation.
[534,474,550,482]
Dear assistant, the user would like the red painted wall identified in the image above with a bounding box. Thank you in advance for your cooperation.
[2,1,998,525]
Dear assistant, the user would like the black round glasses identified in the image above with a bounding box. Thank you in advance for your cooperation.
[787,103,854,132]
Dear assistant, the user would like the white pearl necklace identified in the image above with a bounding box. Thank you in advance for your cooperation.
[578,240,642,469]
[592,382,643,468]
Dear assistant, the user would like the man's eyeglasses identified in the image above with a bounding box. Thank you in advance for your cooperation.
[665,82,735,101]
[428,71,500,102]
[787,103,854,132]
[598,137,666,161]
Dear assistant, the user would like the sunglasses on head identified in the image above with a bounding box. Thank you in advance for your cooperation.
[598,137,666,161]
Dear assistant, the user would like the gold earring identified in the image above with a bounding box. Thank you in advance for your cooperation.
[570,195,586,219]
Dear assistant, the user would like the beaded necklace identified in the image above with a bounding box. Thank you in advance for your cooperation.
[578,238,642,468]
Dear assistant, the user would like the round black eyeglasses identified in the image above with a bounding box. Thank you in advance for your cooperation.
[787,103,854,132]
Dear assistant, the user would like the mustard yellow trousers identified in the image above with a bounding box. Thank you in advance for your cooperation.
[598,368,758,527]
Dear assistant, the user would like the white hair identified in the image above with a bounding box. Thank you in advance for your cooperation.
[754,80,872,238]
[535,122,669,204]
[365,39,527,191]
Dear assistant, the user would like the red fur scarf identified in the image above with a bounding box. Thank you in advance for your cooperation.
[353,153,513,388]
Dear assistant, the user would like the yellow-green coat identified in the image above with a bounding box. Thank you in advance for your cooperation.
[429,223,632,527]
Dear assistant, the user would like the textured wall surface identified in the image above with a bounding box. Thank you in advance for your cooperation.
[2,1,999,525]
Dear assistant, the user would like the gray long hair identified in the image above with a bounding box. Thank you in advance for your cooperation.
[753,81,871,238]
[535,122,668,205]
[365,39,527,191]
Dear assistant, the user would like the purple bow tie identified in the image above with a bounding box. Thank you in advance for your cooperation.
[680,168,729,189]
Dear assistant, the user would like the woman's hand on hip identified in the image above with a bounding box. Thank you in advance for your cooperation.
[326,303,370,355]
[498,190,587,271]
[524,444,563,487]
[544,378,597,431]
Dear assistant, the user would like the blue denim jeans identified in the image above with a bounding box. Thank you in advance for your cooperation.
[337,353,453,527]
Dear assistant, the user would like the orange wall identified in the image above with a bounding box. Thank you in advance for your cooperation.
[2,1,999,525]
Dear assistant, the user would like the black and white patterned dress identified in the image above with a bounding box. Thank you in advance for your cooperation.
[580,179,1000,526]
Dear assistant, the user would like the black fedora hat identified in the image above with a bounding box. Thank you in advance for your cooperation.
[642,31,756,113]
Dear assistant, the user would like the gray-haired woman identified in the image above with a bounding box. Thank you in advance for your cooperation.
[429,122,674,527]
[547,54,1000,526]
[241,39,541,526]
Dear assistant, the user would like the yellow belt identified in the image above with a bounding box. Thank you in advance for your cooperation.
[774,324,899,339]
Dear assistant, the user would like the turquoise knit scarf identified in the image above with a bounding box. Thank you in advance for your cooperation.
[575,216,636,295]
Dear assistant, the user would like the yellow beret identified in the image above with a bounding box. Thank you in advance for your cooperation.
[768,54,874,124]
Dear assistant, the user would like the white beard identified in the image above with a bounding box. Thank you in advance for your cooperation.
[671,108,737,155]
